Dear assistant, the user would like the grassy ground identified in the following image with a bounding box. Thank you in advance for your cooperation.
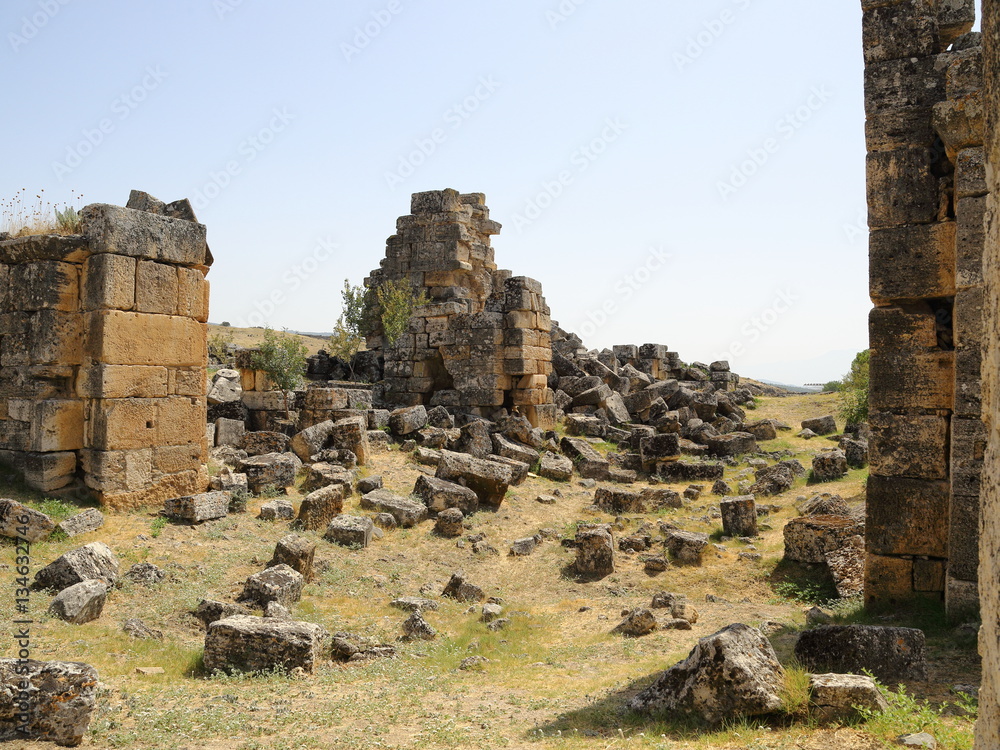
[208,324,331,357]
[0,393,980,749]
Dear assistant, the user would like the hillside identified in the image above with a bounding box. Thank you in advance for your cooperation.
[207,324,331,357]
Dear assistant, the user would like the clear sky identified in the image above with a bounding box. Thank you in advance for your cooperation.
[3,0,881,385]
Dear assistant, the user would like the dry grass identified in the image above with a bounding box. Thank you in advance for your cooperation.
[1,188,84,238]
[0,393,979,749]
[208,324,331,357]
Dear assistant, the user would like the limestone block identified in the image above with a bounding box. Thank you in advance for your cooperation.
[135,260,179,315]
[87,399,156,451]
[951,417,986,498]
[30,400,84,452]
[869,413,949,480]
[869,222,955,302]
[957,195,986,289]
[861,0,938,64]
[947,47,983,100]
[81,449,153,493]
[28,310,83,366]
[10,261,79,312]
[15,451,76,492]
[153,444,202,474]
[913,557,946,592]
[863,54,949,116]
[870,306,954,411]
[794,625,927,683]
[240,368,255,391]
[945,577,979,620]
[955,287,984,416]
[955,147,986,198]
[83,253,135,311]
[865,148,941,228]
[80,203,208,266]
[937,0,975,44]
[77,365,168,399]
[0,263,7,311]
[85,310,206,366]
[164,491,230,523]
[866,475,949,557]
[98,468,205,512]
[170,368,206,397]
[176,267,209,321]
[865,553,915,605]
[865,107,938,151]
[932,94,985,157]
[204,616,327,675]
[0,659,99,746]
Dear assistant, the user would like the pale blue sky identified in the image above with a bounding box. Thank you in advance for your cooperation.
[3,0,892,384]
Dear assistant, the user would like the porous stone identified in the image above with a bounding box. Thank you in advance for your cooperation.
[809,673,889,723]
[628,623,785,723]
[388,405,428,435]
[413,474,478,515]
[239,452,297,494]
[575,525,615,576]
[258,499,294,521]
[360,489,428,528]
[122,618,163,640]
[269,534,316,581]
[435,450,512,508]
[192,599,252,628]
[812,450,849,482]
[401,612,437,641]
[442,571,485,602]
[163,491,230,523]
[720,495,758,537]
[34,542,119,591]
[324,515,374,548]
[613,608,658,637]
[356,475,383,495]
[539,451,573,481]
[794,625,928,682]
[203,616,328,675]
[435,507,465,537]
[239,564,305,608]
[783,516,864,564]
[802,416,837,435]
[48,580,107,624]
[0,498,55,542]
[295,485,344,532]
[509,536,537,556]
[123,562,165,586]
[57,509,105,538]
[0,659,99,746]
[665,531,709,565]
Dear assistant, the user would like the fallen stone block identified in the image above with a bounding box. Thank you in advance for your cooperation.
[665,531,709,565]
[34,542,119,592]
[705,432,758,458]
[204,615,328,675]
[442,570,485,602]
[324,515,374,548]
[413,474,479,515]
[435,450,512,508]
[812,450,849,481]
[239,452,297,494]
[0,498,54,542]
[57,509,105,538]
[575,525,615,576]
[295,485,344,532]
[801,415,837,435]
[794,625,927,682]
[48,580,107,625]
[192,599,252,628]
[239,564,304,608]
[720,495,758,537]
[164,491,230,523]
[360,489,428,528]
[809,673,888,723]
[269,534,316,582]
[783,515,864,564]
[0,659,99,746]
[435,507,465,537]
[539,451,573,480]
[258,499,294,521]
[388,405,428,436]
[628,623,785,723]
[613,608,658,637]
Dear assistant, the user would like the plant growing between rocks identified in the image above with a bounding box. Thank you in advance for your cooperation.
[249,328,309,419]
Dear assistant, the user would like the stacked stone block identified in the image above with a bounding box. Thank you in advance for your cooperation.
[366,190,556,426]
[0,194,211,508]
[861,0,983,616]
[612,344,684,382]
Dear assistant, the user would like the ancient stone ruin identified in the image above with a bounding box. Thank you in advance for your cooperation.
[861,0,985,617]
[0,192,211,509]
[364,190,558,427]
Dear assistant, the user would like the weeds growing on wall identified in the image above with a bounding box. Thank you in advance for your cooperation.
[1,188,84,237]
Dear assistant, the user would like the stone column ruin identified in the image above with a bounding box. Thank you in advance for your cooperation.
[365,189,558,427]
[0,192,211,509]
[862,0,986,618]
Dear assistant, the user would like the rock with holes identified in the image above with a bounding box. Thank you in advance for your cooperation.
[0,659,99,746]
[812,450,848,482]
[239,564,304,608]
[435,507,465,537]
[239,452,297,494]
[124,562,165,586]
[539,451,573,481]
[574,525,615,576]
[435,451,512,508]
[665,531,709,565]
[783,515,864,564]
[192,599,253,628]
[388,405,428,436]
[56,509,104,539]
[801,416,837,435]
[295,485,344,532]
[413,474,479,515]
[720,495,758,537]
[628,623,785,723]
[794,625,927,682]
[33,542,119,592]
[258,499,294,521]
[269,534,316,582]
[442,571,485,602]
[164,491,230,523]
[203,616,328,675]
[613,608,658,637]
[48,580,107,625]
[0,498,54,542]
[797,493,850,516]
[359,489,428,528]
[824,535,865,599]
[808,673,888,723]
[324,515,374,548]
[401,612,437,641]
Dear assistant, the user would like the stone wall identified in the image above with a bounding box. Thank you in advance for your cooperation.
[0,193,211,509]
[861,0,985,617]
[365,190,557,427]
[977,0,1000,744]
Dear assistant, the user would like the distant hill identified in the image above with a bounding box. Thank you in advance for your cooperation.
[207,324,330,356]
[756,378,823,394]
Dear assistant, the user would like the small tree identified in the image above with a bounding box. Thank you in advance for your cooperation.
[208,328,235,365]
[328,280,373,378]
[838,349,870,425]
[376,278,429,347]
[249,328,308,419]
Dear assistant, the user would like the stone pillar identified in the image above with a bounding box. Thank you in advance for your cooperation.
[861,0,984,616]
[976,1,1000,744]
[0,193,212,509]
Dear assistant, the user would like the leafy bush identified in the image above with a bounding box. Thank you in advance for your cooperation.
[838,349,869,425]
[376,278,428,347]
[249,328,308,417]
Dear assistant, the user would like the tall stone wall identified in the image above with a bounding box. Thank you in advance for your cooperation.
[862,0,985,617]
[977,0,1000,744]
[366,190,557,427]
[0,193,211,509]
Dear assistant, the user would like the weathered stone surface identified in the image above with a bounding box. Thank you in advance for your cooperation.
[825,535,866,599]
[300,462,354,494]
[812,450,848,482]
[401,612,437,641]
[390,596,439,613]
[124,562,166,586]
[242,431,291,456]
[203,616,328,675]
[239,452,297,494]
[34,542,119,591]
[289,420,335,461]
[239,564,304,608]
[658,461,724,482]
[435,507,465,537]
[258,499,294,521]
[295,485,344,532]
[413,474,478,515]
[324,515,373,548]
[57,509,105,538]
[794,625,927,682]
[750,463,796,496]
[783,515,864,564]
[575,525,615,576]
[435,450,512,508]
[639,433,680,464]
[705,432,757,458]
[164,491,229,523]
[442,570,485,602]
[560,437,610,479]
[613,608,658,637]
[329,416,370,466]
[538,451,573,480]
[628,623,785,723]
[192,599,252,628]
[869,413,949,480]
[809,673,888,723]
[0,498,54,542]
[866,475,949,557]
[801,416,837,435]
[509,536,537,556]
[48,580,107,624]
[270,534,316,582]
[0,658,99,746]
[122,617,163,640]
[388,405,428,435]
[360,489,428,528]
[665,531,709,565]
[720,495,758,537]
